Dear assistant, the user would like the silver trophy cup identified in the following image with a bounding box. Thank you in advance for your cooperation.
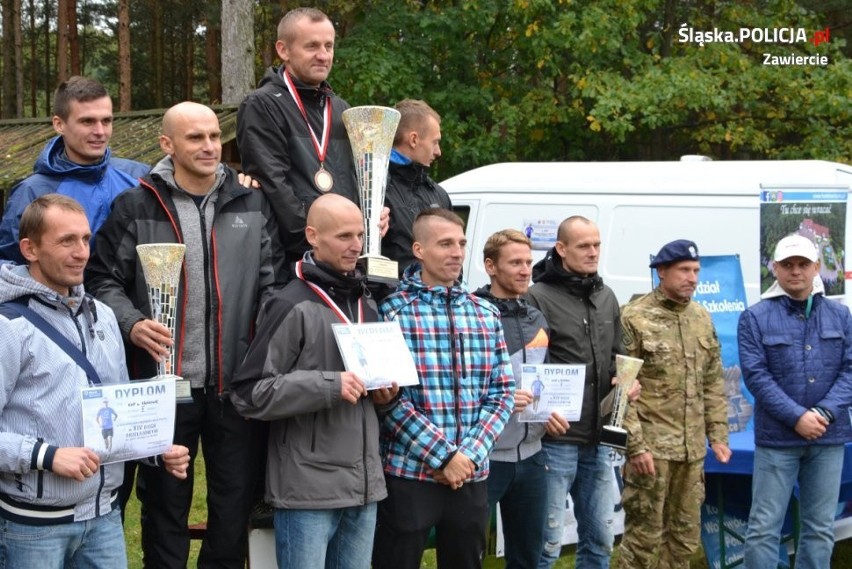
[342,106,401,284]
[136,244,185,379]
[600,355,644,451]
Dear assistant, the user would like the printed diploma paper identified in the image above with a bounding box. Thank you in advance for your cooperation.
[518,364,586,422]
[81,377,176,464]
[332,322,420,390]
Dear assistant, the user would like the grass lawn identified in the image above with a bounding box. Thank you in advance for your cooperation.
[122,450,852,568]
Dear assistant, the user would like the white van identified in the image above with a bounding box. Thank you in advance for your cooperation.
[442,160,852,306]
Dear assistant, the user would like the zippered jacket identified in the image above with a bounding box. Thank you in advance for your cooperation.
[379,265,514,482]
[527,247,622,445]
[473,286,549,462]
[739,293,852,447]
[237,66,358,262]
[0,264,126,524]
[230,255,387,509]
[0,136,149,264]
[85,164,284,391]
[382,159,452,275]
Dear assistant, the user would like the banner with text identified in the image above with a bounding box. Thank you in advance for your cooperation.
[760,190,847,297]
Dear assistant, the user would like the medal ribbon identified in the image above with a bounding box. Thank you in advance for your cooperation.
[282,69,332,164]
[295,260,363,324]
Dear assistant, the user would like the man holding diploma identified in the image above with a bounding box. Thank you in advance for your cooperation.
[0,195,188,568]
[474,229,565,568]
[232,194,397,569]
[618,239,730,569]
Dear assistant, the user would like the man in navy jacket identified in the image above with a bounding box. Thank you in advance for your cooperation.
[738,234,852,569]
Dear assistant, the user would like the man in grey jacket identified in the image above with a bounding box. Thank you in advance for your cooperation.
[0,194,188,568]
[231,193,397,569]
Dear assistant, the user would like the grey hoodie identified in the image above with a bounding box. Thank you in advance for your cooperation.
[0,263,126,524]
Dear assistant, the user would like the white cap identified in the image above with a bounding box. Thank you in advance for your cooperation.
[774,234,818,262]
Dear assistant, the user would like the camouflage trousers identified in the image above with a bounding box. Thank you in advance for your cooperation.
[617,457,704,569]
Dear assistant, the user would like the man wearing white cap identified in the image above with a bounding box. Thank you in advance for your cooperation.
[738,234,852,569]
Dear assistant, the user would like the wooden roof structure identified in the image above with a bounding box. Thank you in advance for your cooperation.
[0,105,239,210]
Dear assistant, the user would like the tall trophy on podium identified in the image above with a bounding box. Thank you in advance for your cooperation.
[342,105,401,285]
[600,354,644,451]
[136,243,191,402]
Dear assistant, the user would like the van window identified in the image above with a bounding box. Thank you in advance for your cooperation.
[453,205,471,230]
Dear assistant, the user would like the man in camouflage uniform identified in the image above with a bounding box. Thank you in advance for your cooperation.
[617,239,731,569]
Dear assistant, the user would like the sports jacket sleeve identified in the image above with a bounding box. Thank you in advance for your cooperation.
[85,194,149,340]
[256,195,290,302]
[814,308,852,419]
[230,294,343,420]
[380,388,458,471]
[0,317,38,473]
[702,329,729,446]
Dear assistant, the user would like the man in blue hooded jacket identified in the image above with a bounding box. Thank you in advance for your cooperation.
[0,76,149,264]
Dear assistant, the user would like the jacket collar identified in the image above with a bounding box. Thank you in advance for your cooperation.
[473,284,529,316]
[389,159,430,186]
[300,252,369,304]
[36,136,111,182]
[652,287,690,313]
[531,246,603,297]
[399,262,467,303]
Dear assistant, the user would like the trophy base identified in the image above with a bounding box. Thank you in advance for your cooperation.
[359,255,399,286]
[152,373,193,404]
[600,425,628,451]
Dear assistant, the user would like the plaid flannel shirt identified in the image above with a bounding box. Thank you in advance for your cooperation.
[379,267,514,482]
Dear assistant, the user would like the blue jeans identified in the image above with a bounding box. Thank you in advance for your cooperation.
[274,503,377,569]
[744,444,844,569]
[0,507,126,569]
[538,442,614,569]
[487,451,549,569]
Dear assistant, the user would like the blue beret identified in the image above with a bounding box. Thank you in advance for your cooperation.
[649,239,700,268]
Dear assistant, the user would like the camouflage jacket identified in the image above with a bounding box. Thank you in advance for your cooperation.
[621,288,729,461]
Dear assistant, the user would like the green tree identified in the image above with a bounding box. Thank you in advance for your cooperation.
[324,0,849,179]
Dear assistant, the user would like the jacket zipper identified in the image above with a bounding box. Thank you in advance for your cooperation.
[199,207,214,392]
[95,465,105,517]
[446,296,462,444]
[584,301,602,442]
[362,400,369,502]
[35,438,44,498]
[512,308,529,462]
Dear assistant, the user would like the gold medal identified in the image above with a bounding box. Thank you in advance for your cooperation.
[314,167,334,192]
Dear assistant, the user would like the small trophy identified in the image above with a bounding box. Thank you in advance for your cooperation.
[136,243,191,402]
[342,106,401,285]
[600,355,644,451]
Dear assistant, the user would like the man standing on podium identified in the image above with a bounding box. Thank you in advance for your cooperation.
[739,234,852,569]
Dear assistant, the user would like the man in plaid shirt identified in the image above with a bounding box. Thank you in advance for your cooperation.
[372,208,514,569]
